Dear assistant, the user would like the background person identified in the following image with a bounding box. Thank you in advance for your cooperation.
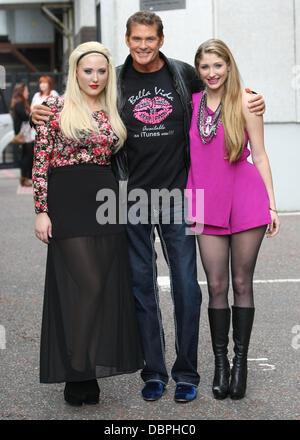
[10,83,33,187]
[33,41,144,406]
[30,75,59,111]
[186,39,280,400]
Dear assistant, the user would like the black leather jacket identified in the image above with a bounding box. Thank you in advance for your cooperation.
[111,51,203,181]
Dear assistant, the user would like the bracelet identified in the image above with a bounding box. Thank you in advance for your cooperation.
[269,207,278,213]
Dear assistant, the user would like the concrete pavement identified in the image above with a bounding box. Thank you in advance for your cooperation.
[0,168,300,421]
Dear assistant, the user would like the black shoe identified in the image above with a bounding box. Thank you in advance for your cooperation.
[208,308,231,400]
[229,306,255,400]
[64,380,100,406]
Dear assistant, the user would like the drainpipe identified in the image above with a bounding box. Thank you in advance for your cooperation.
[41,4,73,57]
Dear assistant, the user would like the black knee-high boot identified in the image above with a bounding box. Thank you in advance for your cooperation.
[230,306,255,400]
[208,308,231,400]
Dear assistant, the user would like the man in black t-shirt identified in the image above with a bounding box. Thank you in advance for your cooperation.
[117,12,201,403]
[122,62,187,194]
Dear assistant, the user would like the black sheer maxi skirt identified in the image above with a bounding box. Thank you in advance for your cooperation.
[40,164,144,383]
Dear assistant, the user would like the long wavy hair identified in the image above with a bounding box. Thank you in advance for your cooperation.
[60,41,126,150]
[10,83,30,115]
[194,39,245,162]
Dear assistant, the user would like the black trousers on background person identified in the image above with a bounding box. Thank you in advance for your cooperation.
[20,142,34,179]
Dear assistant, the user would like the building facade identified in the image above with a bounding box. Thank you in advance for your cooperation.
[0,0,299,210]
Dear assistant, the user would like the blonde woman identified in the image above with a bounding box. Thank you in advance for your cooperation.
[33,42,143,406]
[186,39,280,400]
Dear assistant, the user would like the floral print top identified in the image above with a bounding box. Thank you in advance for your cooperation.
[32,95,118,214]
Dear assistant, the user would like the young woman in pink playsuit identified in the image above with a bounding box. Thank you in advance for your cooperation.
[186,39,280,401]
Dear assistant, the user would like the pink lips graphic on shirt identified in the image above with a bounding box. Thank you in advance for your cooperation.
[133,97,173,124]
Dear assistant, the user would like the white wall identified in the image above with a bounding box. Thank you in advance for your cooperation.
[0,11,7,35]
[215,0,296,124]
[264,125,300,211]
[295,0,300,122]
[99,0,300,211]
[74,0,96,35]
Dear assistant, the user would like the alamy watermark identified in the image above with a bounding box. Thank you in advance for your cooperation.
[0,325,6,349]
[0,65,6,90]
[95,183,204,234]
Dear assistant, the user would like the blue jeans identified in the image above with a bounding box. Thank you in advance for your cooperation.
[126,201,202,386]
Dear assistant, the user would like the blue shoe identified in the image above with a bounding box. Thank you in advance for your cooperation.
[174,384,197,403]
[142,381,166,401]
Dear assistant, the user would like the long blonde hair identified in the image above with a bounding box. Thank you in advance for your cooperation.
[60,41,126,150]
[195,39,245,162]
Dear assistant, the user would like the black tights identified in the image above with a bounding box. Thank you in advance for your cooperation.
[197,226,267,309]
[55,236,115,372]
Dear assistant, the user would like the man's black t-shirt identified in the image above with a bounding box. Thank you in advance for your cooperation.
[122,63,187,193]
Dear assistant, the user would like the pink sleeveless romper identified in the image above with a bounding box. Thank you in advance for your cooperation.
[186,91,271,235]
